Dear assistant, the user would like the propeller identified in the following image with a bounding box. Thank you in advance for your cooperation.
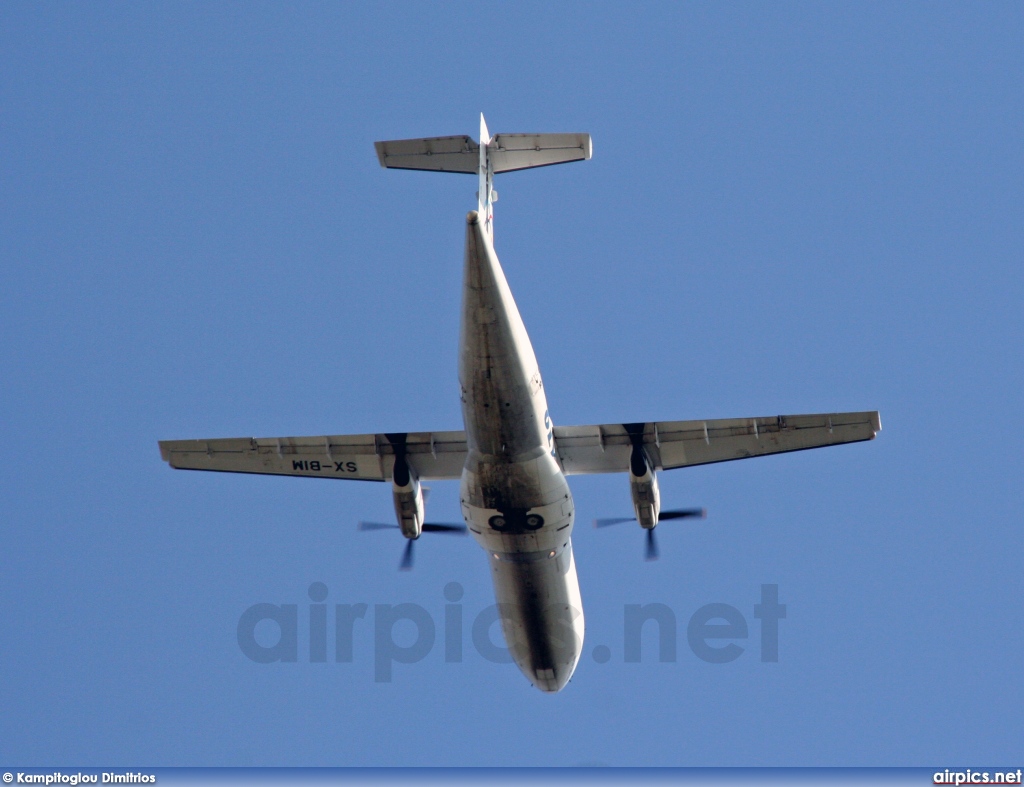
[594,516,636,528]
[358,521,468,571]
[400,539,415,571]
[593,508,707,561]
[645,528,658,562]
[358,521,467,534]
[657,508,707,522]
[592,508,706,529]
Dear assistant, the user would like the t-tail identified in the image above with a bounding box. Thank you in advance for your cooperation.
[374,114,592,237]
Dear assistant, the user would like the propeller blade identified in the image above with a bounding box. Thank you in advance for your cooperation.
[358,521,399,531]
[422,523,468,534]
[593,517,636,528]
[421,486,431,502]
[360,520,466,534]
[645,528,659,561]
[399,539,415,571]
[658,508,707,522]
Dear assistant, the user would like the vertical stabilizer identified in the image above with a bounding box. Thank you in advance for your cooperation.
[478,113,494,236]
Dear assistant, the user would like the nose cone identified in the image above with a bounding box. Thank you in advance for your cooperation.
[502,600,585,694]
[487,541,586,693]
[522,654,581,693]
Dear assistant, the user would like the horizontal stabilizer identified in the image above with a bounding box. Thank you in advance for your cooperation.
[374,135,478,174]
[374,133,591,174]
[489,133,592,173]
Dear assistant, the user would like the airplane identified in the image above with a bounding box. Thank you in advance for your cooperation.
[159,115,881,693]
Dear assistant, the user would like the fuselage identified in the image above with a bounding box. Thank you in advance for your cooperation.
[457,211,584,692]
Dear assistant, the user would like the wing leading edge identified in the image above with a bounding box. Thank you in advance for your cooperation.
[553,411,880,475]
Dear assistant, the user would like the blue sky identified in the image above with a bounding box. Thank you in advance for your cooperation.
[2,1,1021,768]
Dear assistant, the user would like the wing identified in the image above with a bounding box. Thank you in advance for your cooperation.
[158,430,467,481]
[553,411,880,475]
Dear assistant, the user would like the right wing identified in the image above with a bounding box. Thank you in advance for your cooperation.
[554,411,880,475]
[158,430,467,481]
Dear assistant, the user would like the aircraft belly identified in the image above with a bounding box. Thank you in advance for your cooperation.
[460,452,574,546]
[459,212,548,458]
[488,539,584,693]
[460,452,582,691]
[457,212,583,690]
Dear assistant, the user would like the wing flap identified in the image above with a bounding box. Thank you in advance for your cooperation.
[159,430,467,481]
[550,424,633,475]
[554,411,880,475]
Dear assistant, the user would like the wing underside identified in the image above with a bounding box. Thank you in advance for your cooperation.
[158,430,468,481]
[159,411,878,481]
[554,411,881,475]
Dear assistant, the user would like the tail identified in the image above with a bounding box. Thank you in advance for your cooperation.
[374,114,591,237]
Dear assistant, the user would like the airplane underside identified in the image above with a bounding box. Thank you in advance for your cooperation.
[158,115,880,693]
[458,209,583,692]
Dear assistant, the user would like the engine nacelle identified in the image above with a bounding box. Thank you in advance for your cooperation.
[629,443,661,529]
[392,455,425,539]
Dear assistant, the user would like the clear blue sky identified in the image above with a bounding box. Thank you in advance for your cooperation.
[2,1,1021,768]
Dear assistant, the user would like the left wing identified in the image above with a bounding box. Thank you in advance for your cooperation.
[554,411,880,475]
[158,430,467,481]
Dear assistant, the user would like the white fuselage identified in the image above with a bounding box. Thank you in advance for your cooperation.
[457,211,584,692]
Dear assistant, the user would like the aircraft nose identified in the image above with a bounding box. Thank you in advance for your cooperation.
[527,664,575,693]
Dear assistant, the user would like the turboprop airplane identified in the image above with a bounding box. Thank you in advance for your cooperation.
[159,115,880,693]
